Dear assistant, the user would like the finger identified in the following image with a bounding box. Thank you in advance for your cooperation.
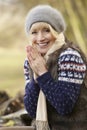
[27,52,32,63]
[28,48,36,60]
[27,55,32,68]
[26,45,32,53]
[30,47,40,60]
[26,46,33,60]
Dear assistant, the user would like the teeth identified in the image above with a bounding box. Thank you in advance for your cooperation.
[39,43,48,47]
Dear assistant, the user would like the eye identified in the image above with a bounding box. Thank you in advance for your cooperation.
[31,31,37,34]
[43,28,50,32]
[30,29,37,35]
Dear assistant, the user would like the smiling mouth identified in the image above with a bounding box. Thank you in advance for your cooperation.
[38,42,49,48]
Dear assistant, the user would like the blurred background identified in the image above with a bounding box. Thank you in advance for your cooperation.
[0,0,87,97]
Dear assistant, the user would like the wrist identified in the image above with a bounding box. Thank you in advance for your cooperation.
[38,70,48,76]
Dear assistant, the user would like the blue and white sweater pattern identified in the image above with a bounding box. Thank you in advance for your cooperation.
[24,48,86,117]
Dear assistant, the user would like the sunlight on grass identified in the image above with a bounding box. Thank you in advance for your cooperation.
[0,49,26,97]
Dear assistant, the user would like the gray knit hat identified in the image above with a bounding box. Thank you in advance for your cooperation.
[25,5,66,35]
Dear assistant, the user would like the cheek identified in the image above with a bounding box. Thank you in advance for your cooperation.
[47,34,56,42]
[30,36,36,44]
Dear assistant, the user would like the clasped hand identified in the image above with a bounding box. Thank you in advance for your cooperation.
[26,45,47,77]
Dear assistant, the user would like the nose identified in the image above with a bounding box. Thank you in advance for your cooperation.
[37,32,45,42]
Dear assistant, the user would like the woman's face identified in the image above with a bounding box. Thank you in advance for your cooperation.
[29,22,56,55]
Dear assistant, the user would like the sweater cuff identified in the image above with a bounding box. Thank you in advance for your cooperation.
[36,72,52,84]
[26,78,39,91]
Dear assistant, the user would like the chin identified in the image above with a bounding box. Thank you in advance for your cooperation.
[38,49,47,55]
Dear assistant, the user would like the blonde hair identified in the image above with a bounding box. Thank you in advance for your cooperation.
[48,24,59,39]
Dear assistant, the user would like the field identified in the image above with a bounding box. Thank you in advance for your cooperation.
[0,4,27,97]
[0,49,25,97]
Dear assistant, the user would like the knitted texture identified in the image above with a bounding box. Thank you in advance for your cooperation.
[25,5,66,35]
[24,48,86,117]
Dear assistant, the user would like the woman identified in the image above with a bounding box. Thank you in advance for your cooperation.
[24,5,87,130]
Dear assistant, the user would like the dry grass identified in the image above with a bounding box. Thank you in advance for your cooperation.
[0,49,26,97]
[0,5,27,97]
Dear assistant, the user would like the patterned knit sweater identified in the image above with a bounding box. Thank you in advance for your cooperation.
[23,47,86,119]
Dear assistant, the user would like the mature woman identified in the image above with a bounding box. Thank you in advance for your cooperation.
[24,5,87,130]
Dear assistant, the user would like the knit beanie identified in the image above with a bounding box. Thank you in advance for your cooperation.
[25,5,66,35]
